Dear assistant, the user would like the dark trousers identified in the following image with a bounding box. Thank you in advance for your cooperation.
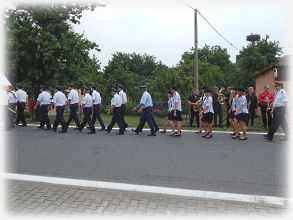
[39,104,51,129]
[260,105,272,128]
[80,107,95,133]
[136,107,156,134]
[226,111,230,127]
[15,102,27,126]
[106,107,124,134]
[53,106,67,131]
[267,107,287,139]
[8,103,16,128]
[213,104,223,127]
[190,109,199,128]
[121,104,128,129]
[92,104,105,129]
[247,108,256,127]
[66,104,80,128]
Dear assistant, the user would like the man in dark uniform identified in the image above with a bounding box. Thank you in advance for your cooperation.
[188,88,201,128]
[212,87,223,128]
[79,86,95,134]
[264,82,288,141]
[65,83,80,130]
[224,86,232,127]
[246,87,258,127]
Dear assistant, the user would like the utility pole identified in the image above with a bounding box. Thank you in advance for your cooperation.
[194,9,198,89]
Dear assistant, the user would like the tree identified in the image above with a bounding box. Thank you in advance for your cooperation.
[6,3,100,94]
[236,35,283,88]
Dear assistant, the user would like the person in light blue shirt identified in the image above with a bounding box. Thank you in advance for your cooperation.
[131,86,158,136]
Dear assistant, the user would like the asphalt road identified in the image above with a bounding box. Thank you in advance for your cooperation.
[5,126,288,197]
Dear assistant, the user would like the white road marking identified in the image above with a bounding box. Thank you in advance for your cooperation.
[26,124,284,135]
[4,173,288,206]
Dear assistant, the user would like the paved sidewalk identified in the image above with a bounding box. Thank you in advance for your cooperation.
[5,180,288,216]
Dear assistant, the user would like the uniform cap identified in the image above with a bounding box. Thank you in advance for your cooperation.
[55,85,62,89]
[83,85,89,90]
[68,83,75,87]
[40,85,46,89]
[275,81,283,86]
[204,89,211,93]
[236,87,244,92]
[139,85,147,89]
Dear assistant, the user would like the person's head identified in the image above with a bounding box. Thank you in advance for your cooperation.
[40,85,46,92]
[193,88,199,95]
[167,90,173,97]
[227,86,232,93]
[264,85,270,92]
[83,86,90,94]
[91,85,96,91]
[170,85,177,94]
[201,86,207,94]
[231,87,237,96]
[111,88,118,96]
[237,87,244,96]
[117,84,124,91]
[248,87,254,94]
[275,82,283,91]
[139,86,147,94]
[213,87,218,94]
[7,85,13,92]
[16,83,22,90]
[204,89,211,97]
[68,83,74,91]
[55,85,62,92]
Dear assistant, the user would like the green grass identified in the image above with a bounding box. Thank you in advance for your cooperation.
[24,112,271,132]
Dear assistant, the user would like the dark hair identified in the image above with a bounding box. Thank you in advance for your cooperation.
[117,84,124,89]
[171,85,177,91]
[91,85,96,90]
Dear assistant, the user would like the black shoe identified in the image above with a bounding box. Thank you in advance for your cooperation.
[174,133,181,137]
[59,130,67,133]
[148,133,156,136]
[99,128,105,131]
[155,128,159,132]
[73,127,79,130]
[87,131,96,134]
[116,132,124,135]
[264,136,273,141]
[37,126,44,129]
[132,129,139,134]
[160,130,166,134]
[52,129,57,132]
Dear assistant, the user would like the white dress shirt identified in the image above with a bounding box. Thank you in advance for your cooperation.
[92,90,102,105]
[15,89,27,102]
[37,91,52,105]
[111,94,122,107]
[171,92,182,111]
[82,93,93,108]
[119,90,127,105]
[52,91,67,106]
[273,89,288,107]
[8,91,18,104]
[67,89,79,104]
[203,96,214,114]
[235,95,248,114]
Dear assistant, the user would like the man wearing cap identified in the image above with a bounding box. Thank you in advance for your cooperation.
[132,86,156,136]
[34,85,52,130]
[91,85,106,131]
[246,87,258,127]
[50,85,67,133]
[65,83,80,130]
[106,88,124,135]
[188,88,200,129]
[117,84,128,131]
[264,82,288,141]
[258,85,274,129]
[79,86,95,134]
[15,84,28,127]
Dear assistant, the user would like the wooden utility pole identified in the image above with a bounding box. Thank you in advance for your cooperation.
[194,9,199,89]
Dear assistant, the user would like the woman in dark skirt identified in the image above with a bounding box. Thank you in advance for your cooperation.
[200,89,214,138]
[233,88,249,140]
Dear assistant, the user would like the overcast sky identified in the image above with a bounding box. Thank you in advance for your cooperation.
[72,0,289,68]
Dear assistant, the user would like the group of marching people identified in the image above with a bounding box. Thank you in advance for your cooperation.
[2,81,288,141]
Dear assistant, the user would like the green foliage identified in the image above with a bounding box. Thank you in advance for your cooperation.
[236,35,283,88]
[6,3,100,92]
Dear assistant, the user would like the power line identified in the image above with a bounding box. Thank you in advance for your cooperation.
[197,10,241,51]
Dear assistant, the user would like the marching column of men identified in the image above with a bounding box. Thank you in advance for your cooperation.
[2,82,288,142]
